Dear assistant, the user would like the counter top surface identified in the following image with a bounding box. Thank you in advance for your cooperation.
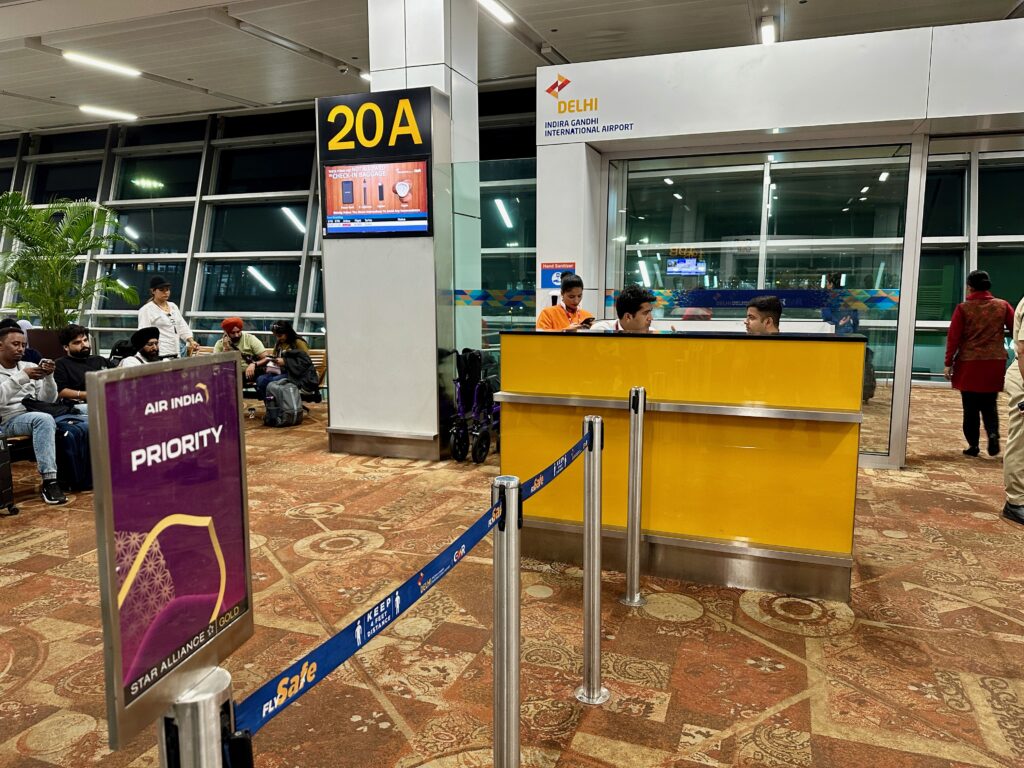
[499,329,867,342]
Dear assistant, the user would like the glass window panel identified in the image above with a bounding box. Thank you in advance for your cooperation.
[480,250,536,345]
[978,164,1024,236]
[209,204,306,252]
[978,246,1024,309]
[916,249,964,321]
[625,169,763,244]
[111,207,193,254]
[38,130,106,153]
[922,166,966,237]
[480,157,535,183]
[30,161,101,203]
[124,121,206,146]
[98,262,186,311]
[115,154,201,199]
[0,167,12,193]
[215,145,314,193]
[912,329,949,381]
[0,139,20,157]
[765,243,902,319]
[311,263,324,313]
[481,187,536,248]
[221,109,314,138]
[768,163,909,239]
[198,260,300,312]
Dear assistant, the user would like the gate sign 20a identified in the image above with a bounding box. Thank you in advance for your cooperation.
[316,87,433,162]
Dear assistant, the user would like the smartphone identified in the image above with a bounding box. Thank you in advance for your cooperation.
[39,358,54,370]
[341,180,354,204]
[580,317,596,327]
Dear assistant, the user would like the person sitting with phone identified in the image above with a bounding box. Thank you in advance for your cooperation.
[589,284,656,333]
[214,317,270,385]
[536,273,595,331]
[0,325,67,505]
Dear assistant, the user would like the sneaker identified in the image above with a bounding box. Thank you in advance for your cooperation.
[962,446,980,457]
[987,433,1000,457]
[41,480,67,505]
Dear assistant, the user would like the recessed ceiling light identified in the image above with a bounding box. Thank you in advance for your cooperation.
[63,51,140,77]
[673,193,682,200]
[878,171,890,182]
[841,207,850,212]
[760,16,777,45]
[478,0,514,25]
[859,196,867,201]
[359,71,372,82]
[860,186,869,194]
[663,178,674,185]
[79,104,137,121]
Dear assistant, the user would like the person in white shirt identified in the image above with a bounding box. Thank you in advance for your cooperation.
[137,275,198,359]
[0,326,66,505]
[589,285,656,333]
[119,327,162,368]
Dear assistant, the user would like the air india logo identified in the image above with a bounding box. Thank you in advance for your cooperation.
[546,74,570,99]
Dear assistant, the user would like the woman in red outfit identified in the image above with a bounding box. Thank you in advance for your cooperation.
[944,270,1015,457]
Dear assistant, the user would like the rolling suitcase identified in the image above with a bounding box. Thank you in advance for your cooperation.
[54,413,92,492]
[0,436,18,515]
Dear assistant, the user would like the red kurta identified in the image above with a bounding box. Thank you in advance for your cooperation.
[945,291,1014,393]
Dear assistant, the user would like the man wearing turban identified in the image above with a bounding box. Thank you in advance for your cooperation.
[213,317,269,384]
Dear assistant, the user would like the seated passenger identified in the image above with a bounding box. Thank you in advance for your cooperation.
[0,326,67,505]
[0,319,42,364]
[214,317,269,384]
[745,295,782,335]
[54,324,109,408]
[119,327,161,368]
[536,273,595,331]
[256,320,310,401]
[590,284,655,333]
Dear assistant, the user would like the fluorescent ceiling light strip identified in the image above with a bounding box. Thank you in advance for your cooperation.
[663,178,674,185]
[878,171,890,182]
[80,104,137,121]
[638,260,651,287]
[281,207,306,234]
[63,51,140,77]
[123,226,140,239]
[478,0,514,25]
[494,199,514,229]
[116,278,130,289]
[760,16,776,45]
[247,265,276,292]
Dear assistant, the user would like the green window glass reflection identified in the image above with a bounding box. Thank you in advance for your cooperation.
[215,145,314,194]
[767,164,908,239]
[112,207,193,254]
[199,261,299,313]
[481,188,536,249]
[115,154,201,199]
[916,250,964,321]
[922,167,965,237]
[912,329,949,380]
[978,165,1024,236]
[625,170,762,244]
[30,161,101,203]
[978,247,1024,309]
[0,167,12,193]
[99,262,186,311]
[312,264,324,314]
[209,204,306,251]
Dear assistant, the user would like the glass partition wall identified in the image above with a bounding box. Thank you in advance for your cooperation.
[607,146,913,455]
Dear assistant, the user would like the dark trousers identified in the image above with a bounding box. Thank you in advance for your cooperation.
[960,391,999,448]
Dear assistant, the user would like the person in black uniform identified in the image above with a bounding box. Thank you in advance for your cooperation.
[53,324,109,408]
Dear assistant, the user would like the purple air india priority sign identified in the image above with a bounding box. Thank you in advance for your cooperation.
[90,354,253,750]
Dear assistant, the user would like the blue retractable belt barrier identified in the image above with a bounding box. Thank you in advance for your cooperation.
[234,428,593,735]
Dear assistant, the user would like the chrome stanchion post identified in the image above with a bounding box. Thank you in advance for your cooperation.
[621,386,647,607]
[157,667,232,768]
[576,416,609,706]
[492,476,521,768]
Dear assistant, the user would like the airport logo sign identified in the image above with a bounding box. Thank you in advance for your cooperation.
[546,74,571,98]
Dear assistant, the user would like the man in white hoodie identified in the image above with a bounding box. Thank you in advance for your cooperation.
[0,326,66,505]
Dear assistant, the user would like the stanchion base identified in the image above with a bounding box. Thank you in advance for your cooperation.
[574,685,610,706]
[619,595,647,607]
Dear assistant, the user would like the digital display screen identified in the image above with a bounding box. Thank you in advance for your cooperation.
[322,160,430,236]
[666,258,707,276]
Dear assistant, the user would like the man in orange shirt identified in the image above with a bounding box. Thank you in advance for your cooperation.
[536,273,594,331]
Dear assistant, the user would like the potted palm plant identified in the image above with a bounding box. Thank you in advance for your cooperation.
[0,191,138,353]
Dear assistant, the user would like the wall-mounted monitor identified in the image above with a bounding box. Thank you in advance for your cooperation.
[666,257,707,276]
[321,159,431,237]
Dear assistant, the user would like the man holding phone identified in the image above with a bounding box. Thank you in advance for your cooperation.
[0,325,67,505]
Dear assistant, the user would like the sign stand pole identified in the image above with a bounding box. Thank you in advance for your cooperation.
[157,667,233,768]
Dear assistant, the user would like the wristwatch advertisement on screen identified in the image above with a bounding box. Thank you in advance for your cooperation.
[393,179,412,203]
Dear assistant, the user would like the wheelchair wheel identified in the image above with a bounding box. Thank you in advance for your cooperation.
[450,422,469,461]
[471,429,490,464]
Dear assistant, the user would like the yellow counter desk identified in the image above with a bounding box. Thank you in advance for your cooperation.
[496,330,865,601]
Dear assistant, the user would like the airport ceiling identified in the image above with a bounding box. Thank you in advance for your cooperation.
[1,0,1022,133]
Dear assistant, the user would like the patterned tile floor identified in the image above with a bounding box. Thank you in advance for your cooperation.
[1,388,1022,767]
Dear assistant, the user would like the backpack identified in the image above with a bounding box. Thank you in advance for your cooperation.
[108,339,135,368]
[282,349,321,402]
[54,413,92,491]
[264,379,303,427]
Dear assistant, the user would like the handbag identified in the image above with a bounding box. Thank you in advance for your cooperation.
[21,397,77,418]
